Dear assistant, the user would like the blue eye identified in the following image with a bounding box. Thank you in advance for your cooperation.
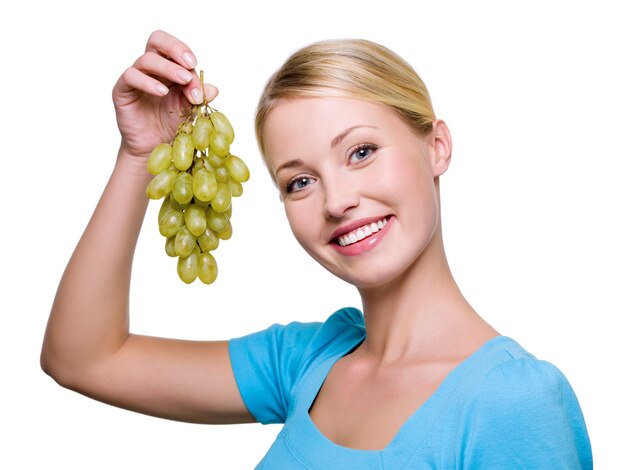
[286,176,315,194]
[349,144,378,164]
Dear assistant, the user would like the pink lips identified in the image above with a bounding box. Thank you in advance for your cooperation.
[331,216,394,256]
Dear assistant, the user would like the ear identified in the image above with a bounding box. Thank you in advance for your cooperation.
[429,119,452,177]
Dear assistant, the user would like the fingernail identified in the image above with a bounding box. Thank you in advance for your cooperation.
[156,83,169,95]
[182,52,197,68]
[176,69,193,83]
[191,88,203,104]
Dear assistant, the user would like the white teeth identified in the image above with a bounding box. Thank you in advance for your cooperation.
[336,218,388,247]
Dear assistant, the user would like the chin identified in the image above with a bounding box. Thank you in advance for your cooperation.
[324,258,412,291]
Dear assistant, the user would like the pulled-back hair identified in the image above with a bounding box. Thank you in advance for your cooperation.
[255,39,436,168]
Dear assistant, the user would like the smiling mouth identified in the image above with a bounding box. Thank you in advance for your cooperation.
[335,217,389,247]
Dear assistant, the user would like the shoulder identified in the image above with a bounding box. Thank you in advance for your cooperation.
[470,338,578,413]
[227,307,365,424]
[230,306,364,357]
[305,306,365,354]
[459,337,592,468]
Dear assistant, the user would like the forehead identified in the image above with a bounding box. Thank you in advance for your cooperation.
[263,97,397,168]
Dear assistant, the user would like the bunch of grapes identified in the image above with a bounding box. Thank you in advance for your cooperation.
[145,80,249,284]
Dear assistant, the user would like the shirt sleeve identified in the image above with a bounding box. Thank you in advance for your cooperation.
[228,320,322,424]
[460,358,593,469]
[227,307,365,425]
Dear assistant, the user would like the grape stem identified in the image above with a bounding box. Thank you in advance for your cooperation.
[169,69,217,144]
[199,69,216,116]
[200,70,206,105]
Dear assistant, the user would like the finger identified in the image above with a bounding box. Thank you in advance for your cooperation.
[135,55,219,106]
[145,30,197,70]
[116,64,219,106]
[115,66,170,98]
[202,83,219,103]
[180,77,219,105]
[134,51,195,88]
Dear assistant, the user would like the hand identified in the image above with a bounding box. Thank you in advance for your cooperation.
[112,30,218,161]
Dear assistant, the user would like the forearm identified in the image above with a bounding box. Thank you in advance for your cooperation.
[41,150,151,384]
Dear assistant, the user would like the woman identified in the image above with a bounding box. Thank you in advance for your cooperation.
[41,30,592,468]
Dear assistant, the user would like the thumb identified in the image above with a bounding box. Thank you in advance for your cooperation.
[203,83,219,103]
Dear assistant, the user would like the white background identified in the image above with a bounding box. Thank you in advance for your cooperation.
[1,0,624,468]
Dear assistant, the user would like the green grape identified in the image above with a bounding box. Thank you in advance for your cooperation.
[184,204,207,237]
[169,196,190,211]
[225,155,250,183]
[206,206,229,233]
[172,171,194,204]
[217,219,232,240]
[198,252,218,284]
[192,116,213,151]
[165,236,177,257]
[192,158,205,175]
[193,168,218,202]
[147,143,173,175]
[227,177,243,197]
[177,250,199,284]
[207,150,225,168]
[215,166,229,184]
[172,133,194,171]
[174,226,196,257]
[211,183,232,213]
[145,84,250,285]
[193,197,211,208]
[209,131,230,158]
[146,168,177,200]
[159,208,184,238]
[159,196,172,221]
[210,111,235,144]
[198,228,220,252]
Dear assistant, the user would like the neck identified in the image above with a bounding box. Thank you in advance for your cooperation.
[356,226,497,364]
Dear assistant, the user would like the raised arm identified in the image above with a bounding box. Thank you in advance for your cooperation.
[41,30,253,425]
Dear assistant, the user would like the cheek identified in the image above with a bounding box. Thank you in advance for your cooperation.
[284,202,315,248]
[386,153,440,234]
[379,151,436,204]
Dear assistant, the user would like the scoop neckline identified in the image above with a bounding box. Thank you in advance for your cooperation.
[296,334,511,458]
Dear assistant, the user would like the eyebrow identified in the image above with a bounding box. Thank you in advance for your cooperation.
[274,125,378,176]
[331,125,377,148]
[275,158,304,176]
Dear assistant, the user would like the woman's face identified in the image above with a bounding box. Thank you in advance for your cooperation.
[263,97,450,289]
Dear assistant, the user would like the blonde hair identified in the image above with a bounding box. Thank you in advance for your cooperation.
[255,39,437,170]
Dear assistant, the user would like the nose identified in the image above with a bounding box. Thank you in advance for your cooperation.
[323,176,360,220]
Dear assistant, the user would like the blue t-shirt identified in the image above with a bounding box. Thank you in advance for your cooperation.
[229,307,592,469]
